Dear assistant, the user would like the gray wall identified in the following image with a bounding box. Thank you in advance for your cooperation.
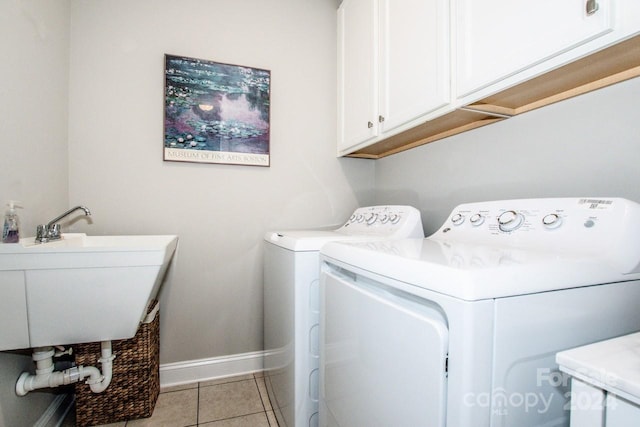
[66,0,374,364]
[0,1,71,426]
[375,76,640,235]
[0,0,71,235]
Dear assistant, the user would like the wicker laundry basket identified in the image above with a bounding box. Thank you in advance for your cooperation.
[74,300,160,426]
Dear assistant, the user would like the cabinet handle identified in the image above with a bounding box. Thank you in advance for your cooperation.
[367,121,374,129]
[378,115,385,123]
[586,0,599,15]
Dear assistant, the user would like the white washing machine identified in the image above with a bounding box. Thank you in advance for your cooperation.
[263,206,424,427]
[319,198,640,427]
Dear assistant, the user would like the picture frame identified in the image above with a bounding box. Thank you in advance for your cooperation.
[164,54,271,166]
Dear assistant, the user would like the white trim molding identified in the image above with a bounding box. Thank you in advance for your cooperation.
[37,351,265,426]
[34,394,74,427]
[159,350,265,388]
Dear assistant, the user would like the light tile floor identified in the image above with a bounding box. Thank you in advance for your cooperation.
[63,373,279,427]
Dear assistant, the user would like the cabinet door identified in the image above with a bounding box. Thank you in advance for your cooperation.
[456,0,613,97]
[0,271,29,351]
[605,394,640,427]
[379,0,450,134]
[337,0,379,153]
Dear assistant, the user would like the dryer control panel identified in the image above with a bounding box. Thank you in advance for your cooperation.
[338,205,424,238]
[433,197,640,273]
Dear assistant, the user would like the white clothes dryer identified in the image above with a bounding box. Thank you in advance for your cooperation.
[263,206,424,427]
[319,198,640,427]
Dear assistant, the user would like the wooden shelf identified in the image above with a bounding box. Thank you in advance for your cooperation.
[469,34,640,116]
[347,110,504,159]
[347,34,640,159]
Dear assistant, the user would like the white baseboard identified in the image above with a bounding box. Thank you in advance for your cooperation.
[34,393,74,427]
[36,351,264,426]
[159,350,265,387]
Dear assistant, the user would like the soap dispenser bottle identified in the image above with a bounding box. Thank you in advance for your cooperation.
[2,200,22,243]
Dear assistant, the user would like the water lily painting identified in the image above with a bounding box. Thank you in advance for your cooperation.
[164,54,271,166]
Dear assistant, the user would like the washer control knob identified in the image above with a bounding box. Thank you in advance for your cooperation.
[498,210,524,232]
[356,214,364,223]
[451,213,465,226]
[379,214,389,224]
[390,214,401,224]
[470,213,484,226]
[366,213,378,225]
[542,213,562,229]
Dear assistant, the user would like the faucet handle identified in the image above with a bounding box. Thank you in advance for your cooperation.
[48,224,61,240]
[36,225,49,243]
[36,224,62,243]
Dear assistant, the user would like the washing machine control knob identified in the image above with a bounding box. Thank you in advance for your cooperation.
[366,213,378,225]
[498,210,524,232]
[389,214,400,224]
[379,214,390,224]
[542,213,562,229]
[451,213,465,226]
[470,213,484,226]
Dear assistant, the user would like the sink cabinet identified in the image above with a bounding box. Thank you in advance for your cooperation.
[557,333,640,427]
[567,379,640,427]
[337,0,450,155]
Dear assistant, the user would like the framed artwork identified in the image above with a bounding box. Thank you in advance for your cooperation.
[164,54,271,166]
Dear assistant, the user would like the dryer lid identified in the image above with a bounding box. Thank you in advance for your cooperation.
[320,198,640,300]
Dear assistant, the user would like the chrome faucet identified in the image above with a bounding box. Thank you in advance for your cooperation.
[35,206,92,243]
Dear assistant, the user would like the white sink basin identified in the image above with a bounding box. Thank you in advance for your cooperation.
[0,233,178,350]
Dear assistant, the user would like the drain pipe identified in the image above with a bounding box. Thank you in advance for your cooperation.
[86,341,115,393]
[16,341,115,396]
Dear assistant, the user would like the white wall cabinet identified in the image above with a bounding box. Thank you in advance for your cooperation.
[337,0,450,155]
[337,0,378,153]
[338,0,640,159]
[455,0,613,98]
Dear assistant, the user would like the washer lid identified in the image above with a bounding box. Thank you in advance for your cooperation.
[264,230,360,251]
[264,205,424,252]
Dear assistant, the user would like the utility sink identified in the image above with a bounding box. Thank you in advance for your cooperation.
[0,233,178,351]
